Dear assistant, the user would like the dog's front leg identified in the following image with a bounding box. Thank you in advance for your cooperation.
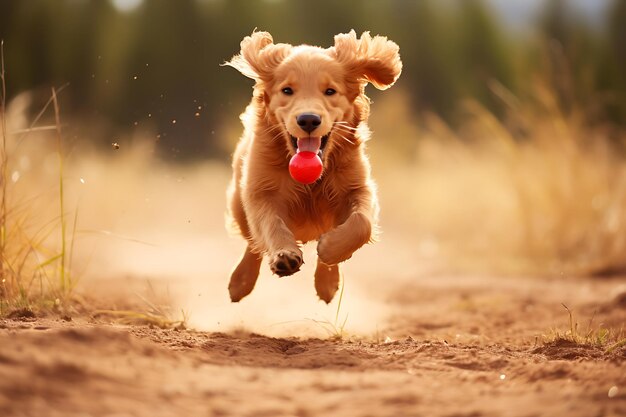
[317,188,375,266]
[246,199,303,277]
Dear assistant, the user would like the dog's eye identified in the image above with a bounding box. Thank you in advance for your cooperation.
[324,88,336,96]
[282,87,293,96]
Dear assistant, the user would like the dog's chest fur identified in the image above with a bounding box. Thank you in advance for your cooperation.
[285,180,347,242]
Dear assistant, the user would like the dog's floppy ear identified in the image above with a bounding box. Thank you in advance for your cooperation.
[334,30,402,90]
[224,31,292,82]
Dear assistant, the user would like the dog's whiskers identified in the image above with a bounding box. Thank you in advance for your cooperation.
[258,122,290,144]
[333,121,358,131]
[333,126,358,144]
[333,131,356,145]
[334,126,358,136]
[270,130,284,143]
[332,125,356,141]
[261,124,283,136]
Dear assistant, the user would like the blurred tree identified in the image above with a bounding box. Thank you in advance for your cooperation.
[537,0,609,120]
[399,0,461,118]
[125,0,209,157]
[603,0,626,124]
[456,0,515,115]
[0,0,623,158]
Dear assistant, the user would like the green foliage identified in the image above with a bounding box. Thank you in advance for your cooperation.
[0,0,623,159]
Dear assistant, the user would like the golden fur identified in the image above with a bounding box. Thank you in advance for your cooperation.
[225,30,402,302]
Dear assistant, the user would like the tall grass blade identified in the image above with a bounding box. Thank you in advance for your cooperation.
[0,40,8,285]
[51,87,68,295]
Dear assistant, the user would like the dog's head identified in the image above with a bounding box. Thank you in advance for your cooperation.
[225,30,402,160]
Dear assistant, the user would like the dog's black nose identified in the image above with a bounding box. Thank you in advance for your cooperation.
[296,113,322,134]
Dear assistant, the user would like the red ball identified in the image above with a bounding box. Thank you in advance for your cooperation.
[289,151,323,184]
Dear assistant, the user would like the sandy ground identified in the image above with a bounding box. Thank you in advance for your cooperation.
[1,110,624,416]
[1,271,624,417]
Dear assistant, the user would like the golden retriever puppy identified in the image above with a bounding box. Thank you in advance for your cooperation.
[225,30,402,303]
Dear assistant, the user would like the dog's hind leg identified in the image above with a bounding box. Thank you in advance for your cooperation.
[314,258,340,303]
[229,245,263,302]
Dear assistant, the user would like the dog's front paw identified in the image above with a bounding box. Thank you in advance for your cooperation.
[317,233,352,266]
[317,213,372,265]
[269,249,303,277]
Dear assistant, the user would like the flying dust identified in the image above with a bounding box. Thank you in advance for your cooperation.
[4,91,419,338]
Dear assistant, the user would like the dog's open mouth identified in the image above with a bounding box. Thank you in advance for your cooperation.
[290,134,329,158]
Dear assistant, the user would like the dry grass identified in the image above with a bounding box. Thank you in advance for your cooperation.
[372,80,626,276]
[308,275,349,339]
[92,310,188,329]
[0,43,77,315]
[545,303,625,350]
[92,282,189,329]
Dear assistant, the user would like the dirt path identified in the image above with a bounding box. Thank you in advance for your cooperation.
[1,274,624,417]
